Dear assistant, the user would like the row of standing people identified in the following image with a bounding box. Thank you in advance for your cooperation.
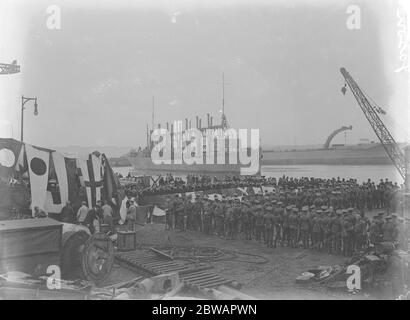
[163,193,408,256]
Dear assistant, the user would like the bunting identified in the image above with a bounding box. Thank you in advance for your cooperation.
[0,138,123,215]
[25,144,50,215]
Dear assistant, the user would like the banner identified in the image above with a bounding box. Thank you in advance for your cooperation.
[25,144,50,215]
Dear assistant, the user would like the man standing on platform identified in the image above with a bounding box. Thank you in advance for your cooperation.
[165,197,174,230]
[126,199,137,231]
[77,201,89,225]
[102,200,114,233]
[61,201,75,223]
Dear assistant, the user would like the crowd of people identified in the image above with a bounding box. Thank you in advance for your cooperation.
[123,173,269,197]
[121,173,404,215]
[32,172,407,258]
[153,175,407,257]
[58,199,115,234]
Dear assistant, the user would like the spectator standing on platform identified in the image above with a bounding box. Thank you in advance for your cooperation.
[127,199,137,231]
[102,200,114,233]
[61,201,75,223]
[77,201,88,224]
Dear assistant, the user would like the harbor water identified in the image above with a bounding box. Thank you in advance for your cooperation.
[113,164,402,184]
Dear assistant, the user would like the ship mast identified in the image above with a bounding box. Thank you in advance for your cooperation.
[222,72,225,116]
[221,73,229,129]
[151,95,155,130]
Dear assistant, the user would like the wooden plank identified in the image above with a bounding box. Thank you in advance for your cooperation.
[0,218,62,232]
[149,247,173,260]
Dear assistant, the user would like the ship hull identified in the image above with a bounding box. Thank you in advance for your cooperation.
[261,143,398,166]
[127,156,259,176]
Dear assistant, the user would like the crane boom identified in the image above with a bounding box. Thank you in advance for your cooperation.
[340,67,406,180]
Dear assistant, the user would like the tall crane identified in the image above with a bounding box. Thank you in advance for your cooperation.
[340,67,406,180]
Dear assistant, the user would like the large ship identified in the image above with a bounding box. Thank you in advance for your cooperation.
[128,111,261,176]
[261,126,407,166]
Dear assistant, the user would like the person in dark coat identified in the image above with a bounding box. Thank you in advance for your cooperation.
[61,201,75,223]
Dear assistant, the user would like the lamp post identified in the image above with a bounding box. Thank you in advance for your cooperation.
[21,96,38,142]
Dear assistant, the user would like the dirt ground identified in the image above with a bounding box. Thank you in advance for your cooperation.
[105,222,372,300]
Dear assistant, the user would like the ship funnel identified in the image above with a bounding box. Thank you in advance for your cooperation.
[166,122,169,130]
[199,119,202,129]
[207,113,210,127]
[210,116,213,126]
[196,116,199,128]
[185,118,188,130]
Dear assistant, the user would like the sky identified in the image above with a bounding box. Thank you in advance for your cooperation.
[0,0,408,150]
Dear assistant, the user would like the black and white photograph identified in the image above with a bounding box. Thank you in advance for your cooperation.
[0,0,410,305]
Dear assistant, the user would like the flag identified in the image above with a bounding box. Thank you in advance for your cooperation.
[0,138,23,178]
[246,186,255,195]
[44,191,62,213]
[262,186,275,194]
[77,158,92,208]
[88,153,103,207]
[101,153,122,209]
[185,191,196,202]
[64,157,80,205]
[152,205,166,224]
[44,151,70,214]
[253,187,263,194]
[77,154,103,208]
[152,205,166,217]
[15,143,27,175]
[208,193,222,201]
[237,187,248,196]
[25,143,50,215]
